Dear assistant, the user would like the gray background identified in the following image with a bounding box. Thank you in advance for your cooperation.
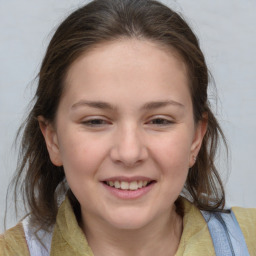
[1,0,256,232]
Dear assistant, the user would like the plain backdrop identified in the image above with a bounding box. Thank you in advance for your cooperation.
[1,0,256,232]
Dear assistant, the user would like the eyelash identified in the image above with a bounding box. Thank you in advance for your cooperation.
[147,118,174,126]
[82,118,110,127]
[81,117,174,128]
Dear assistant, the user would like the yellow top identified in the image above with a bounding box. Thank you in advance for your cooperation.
[1,197,256,256]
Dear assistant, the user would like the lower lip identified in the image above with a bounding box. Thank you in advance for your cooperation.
[102,182,155,199]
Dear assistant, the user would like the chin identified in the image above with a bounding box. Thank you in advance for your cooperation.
[104,208,154,230]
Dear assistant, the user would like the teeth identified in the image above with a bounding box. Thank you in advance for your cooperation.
[121,181,129,190]
[129,181,139,190]
[106,180,151,190]
[114,181,120,188]
[138,181,143,188]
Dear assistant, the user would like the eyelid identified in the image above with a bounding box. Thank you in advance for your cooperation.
[81,116,112,126]
[146,115,175,125]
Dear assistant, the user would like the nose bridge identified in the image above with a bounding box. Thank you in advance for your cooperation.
[121,123,141,150]
[110,121,147,166]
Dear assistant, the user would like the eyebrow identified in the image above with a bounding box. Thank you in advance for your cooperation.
[71,100,116,110]
[71,99,184,111]
[141,100,184,110]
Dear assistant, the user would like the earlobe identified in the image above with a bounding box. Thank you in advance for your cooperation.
[38,116,63,166]
[189,115,208,167]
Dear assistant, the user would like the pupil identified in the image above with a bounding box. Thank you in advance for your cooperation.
[92,119,102,124]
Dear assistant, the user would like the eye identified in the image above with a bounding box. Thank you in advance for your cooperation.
[81,118,111,127]
[147,117,174,126]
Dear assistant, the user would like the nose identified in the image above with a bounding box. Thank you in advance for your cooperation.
[110,124,148,167]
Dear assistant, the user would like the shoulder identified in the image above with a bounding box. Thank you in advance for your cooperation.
[0,222,30,256]
[232,205,256,219]
[175,198,216,255]
[232,206,256,254]
[232,206,256,235]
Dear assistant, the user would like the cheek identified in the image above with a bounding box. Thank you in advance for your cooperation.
[58,132,109,179]
[59,136,109,203]
[150,134,191,200]
[150,131,192,172]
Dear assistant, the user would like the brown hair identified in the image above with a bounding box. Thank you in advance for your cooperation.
[11,0,227,230]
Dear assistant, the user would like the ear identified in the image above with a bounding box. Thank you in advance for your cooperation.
[189,114,208,167]
[38,116,63,166]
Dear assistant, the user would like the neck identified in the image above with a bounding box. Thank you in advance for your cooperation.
[81,207,183,256]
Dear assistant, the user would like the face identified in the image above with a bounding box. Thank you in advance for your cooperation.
[40,39,206,231]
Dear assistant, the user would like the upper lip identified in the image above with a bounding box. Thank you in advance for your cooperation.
[102,176,155,182]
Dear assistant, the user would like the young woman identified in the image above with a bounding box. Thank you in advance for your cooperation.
[1,0,255,255]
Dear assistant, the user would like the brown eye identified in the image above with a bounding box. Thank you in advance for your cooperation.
[149,118,173,126]
[82,119,109,127]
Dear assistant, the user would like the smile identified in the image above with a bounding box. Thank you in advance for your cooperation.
[104,180,152,191]
[102,178,156,199]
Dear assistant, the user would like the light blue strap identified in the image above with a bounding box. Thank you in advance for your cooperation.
[201,210,250,256]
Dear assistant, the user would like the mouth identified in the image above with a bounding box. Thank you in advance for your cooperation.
[103,180,156,191]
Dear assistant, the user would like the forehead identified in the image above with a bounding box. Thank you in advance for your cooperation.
[62,39,191,108]
[66,38,187,78]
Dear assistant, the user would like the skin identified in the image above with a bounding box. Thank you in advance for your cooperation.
[39,39,207,256]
